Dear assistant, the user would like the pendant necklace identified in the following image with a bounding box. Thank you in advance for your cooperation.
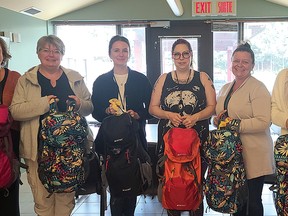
[175,69,192,112]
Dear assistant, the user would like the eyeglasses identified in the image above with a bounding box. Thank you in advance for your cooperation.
[172,51,191,60]
[40,48,62,55]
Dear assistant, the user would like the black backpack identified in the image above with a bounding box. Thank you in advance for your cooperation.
[95,113,151,198]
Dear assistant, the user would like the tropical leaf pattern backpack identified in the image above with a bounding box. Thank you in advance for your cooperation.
[271,134,288,216]
[38,98,88,196]
[203,118,248,214]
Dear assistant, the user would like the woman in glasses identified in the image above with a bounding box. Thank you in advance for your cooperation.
[149,38,216,216]
[10,35,93,216]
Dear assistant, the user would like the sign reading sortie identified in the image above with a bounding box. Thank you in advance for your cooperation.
[192,0,237,16]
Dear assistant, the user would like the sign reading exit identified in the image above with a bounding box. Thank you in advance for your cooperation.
[192,0,236,16]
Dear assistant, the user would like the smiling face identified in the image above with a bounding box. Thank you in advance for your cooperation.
[109,41,130,67]
[231,51,254,81]
[172,43,192,71]
[38,43,63,69]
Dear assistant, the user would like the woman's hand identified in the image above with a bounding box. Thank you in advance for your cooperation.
[166,112,183,127]
[105,104,119,115]
[68,95,81,111]
[213,110,228,127]
[47,95,57,102]
[181,114,199,128]
[127,110,140,119]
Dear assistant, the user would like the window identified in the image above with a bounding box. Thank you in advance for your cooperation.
[244,22,288,93]
[160,37,199,74]
[122,27,147,74]
[213,23,238,94]
[55,24,147,91]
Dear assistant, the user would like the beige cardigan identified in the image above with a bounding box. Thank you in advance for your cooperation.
[10,65,93,162]
[271,68,288,135]
[216,76,275,179]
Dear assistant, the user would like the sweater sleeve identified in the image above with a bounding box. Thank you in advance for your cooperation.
[271,69,288,129]
[91,75,111,122]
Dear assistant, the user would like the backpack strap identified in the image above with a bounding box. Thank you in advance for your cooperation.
[48,98,59,114]
[66,99,76,113]
[185,162,202,197]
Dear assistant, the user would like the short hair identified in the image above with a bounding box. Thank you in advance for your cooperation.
[171,38,193,54]
[108,35,131,55]
[36,35,65,55]
[0,37,11,67]
[232,42,255,64]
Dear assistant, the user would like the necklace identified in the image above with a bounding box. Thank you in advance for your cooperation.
[174,69,192,84]
[174,69,192,113]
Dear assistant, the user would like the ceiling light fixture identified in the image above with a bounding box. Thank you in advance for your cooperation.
[166,0,184,16]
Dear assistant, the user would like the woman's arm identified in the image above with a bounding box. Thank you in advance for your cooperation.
[182,72,216,128]
[271,69,288,129]
[149,73,183,127]
[10,76,49,121]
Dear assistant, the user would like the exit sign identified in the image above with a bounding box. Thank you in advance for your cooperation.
[192,0,237,16]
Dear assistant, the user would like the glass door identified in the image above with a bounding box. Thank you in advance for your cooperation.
[160,36,199,74]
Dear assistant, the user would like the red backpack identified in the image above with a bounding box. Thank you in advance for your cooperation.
[157,127,202,211]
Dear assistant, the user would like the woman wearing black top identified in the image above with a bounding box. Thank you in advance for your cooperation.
[149,38,216,216]
[91,35,152,216]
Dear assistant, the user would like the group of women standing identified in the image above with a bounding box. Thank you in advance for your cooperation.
[0,33,284,216]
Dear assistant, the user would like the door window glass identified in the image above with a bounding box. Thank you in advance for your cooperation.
[160,37,198,74]
[122,27,147,74]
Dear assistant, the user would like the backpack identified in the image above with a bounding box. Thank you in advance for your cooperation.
[0,104,20,192]
[157,127,202,211]
[95,112,152,198]
[203,122,247,214]
[38,98,88,196]
[271,134,288,216]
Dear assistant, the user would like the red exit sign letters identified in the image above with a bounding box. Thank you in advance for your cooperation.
[192,0,236,16]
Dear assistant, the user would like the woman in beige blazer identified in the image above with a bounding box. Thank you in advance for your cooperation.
[213,42,275,216]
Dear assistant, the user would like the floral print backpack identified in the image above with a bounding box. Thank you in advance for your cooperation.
[270,134,288,216]
[38,98,88,197]
[203,117,248,214]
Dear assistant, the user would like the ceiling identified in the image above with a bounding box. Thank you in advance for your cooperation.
[266,0,288,7]
[0,0,104,20]
[0,0,287,21]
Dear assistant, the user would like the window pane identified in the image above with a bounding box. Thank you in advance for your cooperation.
[56,25,116,91]
[213,30,238,94]
[244,22,288,93]
[122,27,146,74]
[160,37,198,74]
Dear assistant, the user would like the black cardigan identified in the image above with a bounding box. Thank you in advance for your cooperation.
[91,67,152,150]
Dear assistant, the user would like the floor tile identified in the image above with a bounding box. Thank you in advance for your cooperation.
[20,171,278,216]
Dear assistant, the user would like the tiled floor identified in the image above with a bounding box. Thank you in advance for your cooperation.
[19,171,277,216]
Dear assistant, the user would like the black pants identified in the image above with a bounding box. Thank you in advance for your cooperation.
[110,195,137,216]
[234,176,265,216]
[0,178,20,216]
